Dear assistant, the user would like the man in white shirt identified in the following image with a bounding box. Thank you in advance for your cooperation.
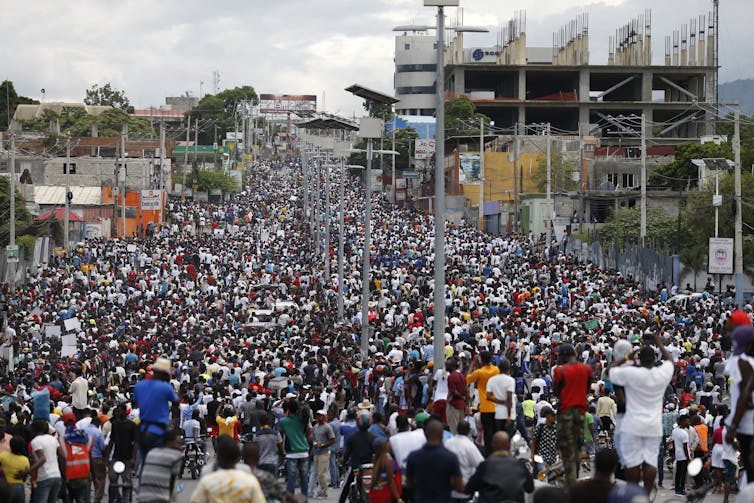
[445,421,484,502]
[672,415,691,496]
[486,359,516,435]
[69,367,89,419]
[609,332,674,495]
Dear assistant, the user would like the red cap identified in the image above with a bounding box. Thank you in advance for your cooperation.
[730,309,752,327]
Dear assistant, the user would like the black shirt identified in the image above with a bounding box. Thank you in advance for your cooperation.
[344,430,376,467]
[569,479,614,503]
[110,418,138,462]
[207,400,221,426]
[465,453,533,503]
[406,443,461,503]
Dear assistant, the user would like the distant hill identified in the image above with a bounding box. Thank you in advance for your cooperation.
[719,79,754,115]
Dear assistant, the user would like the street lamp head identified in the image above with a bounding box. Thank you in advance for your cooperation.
[454,26,489,33]
[424,0,459,6]
[345,84,399,105]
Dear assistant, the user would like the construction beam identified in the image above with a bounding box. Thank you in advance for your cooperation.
[658,76,697,100]
[596,74,638,100]
[657,113,699,136]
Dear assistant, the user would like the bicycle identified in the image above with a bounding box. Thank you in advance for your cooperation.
[348,463,373,503]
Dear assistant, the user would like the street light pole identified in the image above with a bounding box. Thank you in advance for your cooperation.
[361,138,373,356]
[478,117,484,230]
[546,123,552,256]
[337,157,346,321]
[640,113,647,246]
[8,133,16,289]
[65,139,71,248]
[431,1,448,370]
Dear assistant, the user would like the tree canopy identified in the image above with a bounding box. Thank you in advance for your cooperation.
[531,152,578,193]
[648,141,732,190]
[445,96,490,136]
[84,83,133,113]
[189,86,258,144]
[598,207,678,252]
[0,81,39,130]
[21,107,154,138]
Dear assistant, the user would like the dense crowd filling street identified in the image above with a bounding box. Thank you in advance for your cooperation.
[0,159,751,503]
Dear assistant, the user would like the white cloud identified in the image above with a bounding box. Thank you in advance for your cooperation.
[0,0,751,118]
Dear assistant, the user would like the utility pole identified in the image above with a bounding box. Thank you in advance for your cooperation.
[546,123,552,256]
[194,117,199,168]
[182,115,190,201]
[324,151,331,284]
[734,104,744,307]
[121,127,126,237]
[159,120,165,227]
[513,123,519,234]
[8,133,16,290]
[64,138,71,248]
[640,113,647,246]
[478,117,485,231]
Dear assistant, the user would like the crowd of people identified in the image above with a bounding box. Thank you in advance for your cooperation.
[0,157,752,503]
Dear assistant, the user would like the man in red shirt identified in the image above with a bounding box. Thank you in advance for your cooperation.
[552,343,592,486]
[445,358,467,434]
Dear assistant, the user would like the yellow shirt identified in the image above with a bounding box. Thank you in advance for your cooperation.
[190,468,266,503]
[466,365,500,413]
[217,416,238,438]
[0,451,29,484]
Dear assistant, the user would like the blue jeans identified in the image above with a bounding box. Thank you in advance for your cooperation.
[138,430,165,476]
[328,450,340,487]
[286,456,309,502]
[32,477,62,503]
[9,483,24,503]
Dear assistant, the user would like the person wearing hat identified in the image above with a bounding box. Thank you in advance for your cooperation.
[133,357,178,469]
[552,343,592,487]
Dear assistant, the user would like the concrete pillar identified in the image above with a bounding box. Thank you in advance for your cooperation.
[452,67,465,95]
[518,69,526,100]
[91,121,98,156]
[642,70,652,102]
[579,68,590,102]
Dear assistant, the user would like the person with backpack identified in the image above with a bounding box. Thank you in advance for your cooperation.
[59,412,94,503]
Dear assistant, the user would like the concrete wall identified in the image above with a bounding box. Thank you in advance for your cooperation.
[38,157,170,191]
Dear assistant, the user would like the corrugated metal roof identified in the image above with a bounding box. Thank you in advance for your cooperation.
[34,186,102,206]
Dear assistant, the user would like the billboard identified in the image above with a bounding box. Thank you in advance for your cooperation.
[459,153,481,185]
[415,139,435,160]
[259,94,317,114]
[141,190,162,210]
[708,237,734,275]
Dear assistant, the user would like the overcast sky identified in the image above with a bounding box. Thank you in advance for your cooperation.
[2,0,751,118]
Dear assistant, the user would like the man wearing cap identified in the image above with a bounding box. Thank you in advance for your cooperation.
[552,343,592,486]
[133,357,178,467]
[312,409,335,498]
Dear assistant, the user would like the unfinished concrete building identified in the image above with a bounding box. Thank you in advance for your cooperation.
[443,9,718,144]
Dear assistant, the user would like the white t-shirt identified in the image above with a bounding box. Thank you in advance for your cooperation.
[390,429,426,471]
[672,427,689,461]
[486,373,516,420]
[31,434,61,481]
[432,369,449,402]
[609,361,673,437]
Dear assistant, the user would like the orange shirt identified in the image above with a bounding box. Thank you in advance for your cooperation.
[466,365,500,413]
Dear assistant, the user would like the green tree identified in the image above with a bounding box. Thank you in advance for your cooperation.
[0,176,32,247]
[599,207,678,252]
[363,100,392,122]
[681,171,754,276]
[393,126,419,171]
[0,81,39,130]
[531,152,578,193]
[445,96,490,136]
[84,83,133,112]
[186,169,240,193]
[189,86,257,144]
[717,113,754,174]
[649,141,732,190]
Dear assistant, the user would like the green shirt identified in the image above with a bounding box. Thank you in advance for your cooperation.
[584,412,594,441]
[522,399,536,419]
[279,415,310,454]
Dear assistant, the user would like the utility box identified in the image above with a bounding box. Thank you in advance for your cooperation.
[358,118,384,139]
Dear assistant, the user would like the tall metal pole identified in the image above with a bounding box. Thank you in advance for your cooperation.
[194,117,199,168]
[8,134,16,289]
[640,113,647,246]
[734,104,743,307]
[182,115,190,201]
[64,139,71,248]
[361,139,373,356]
[513,123,519,234]
[391,115,397,204]
[546,123,552,255]
[159,120,165,227]
[478,117,485,230]
[337,157,346,321]
[433,5,447,370]
[121,130,126,237]
[324,152,331,284]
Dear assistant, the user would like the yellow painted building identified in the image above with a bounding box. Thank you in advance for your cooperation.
[460,151,545,208]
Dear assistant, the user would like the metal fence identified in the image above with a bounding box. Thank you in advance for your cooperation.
[565,238,675,291]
